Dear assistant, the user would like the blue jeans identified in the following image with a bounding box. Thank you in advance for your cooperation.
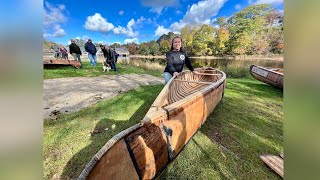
[163,72,173,84]
[108,61,116,71]
[88,53,97,66]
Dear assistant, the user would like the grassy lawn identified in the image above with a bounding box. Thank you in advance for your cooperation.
[43,78,283,180]
[43,61,163,79]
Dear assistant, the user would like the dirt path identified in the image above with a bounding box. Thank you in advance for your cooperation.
[43,74,163,119]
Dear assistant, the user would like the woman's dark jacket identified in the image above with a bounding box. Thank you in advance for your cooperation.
[164,50,194,76]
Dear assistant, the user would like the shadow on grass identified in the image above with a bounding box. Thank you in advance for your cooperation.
[43,85,163,179]
[198,79,283,179]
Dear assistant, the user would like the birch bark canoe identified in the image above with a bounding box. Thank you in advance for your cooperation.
[78,67,226,180]
[250,65,283,88]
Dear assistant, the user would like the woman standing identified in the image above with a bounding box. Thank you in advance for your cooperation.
[163,36,194,84]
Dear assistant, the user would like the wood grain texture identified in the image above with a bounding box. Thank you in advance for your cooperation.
[79,67,226,180]
[87,139,139,180]
[260,154,284,178]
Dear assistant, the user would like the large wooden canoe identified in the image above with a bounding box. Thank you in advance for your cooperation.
[250,65,283,88]
[78,67,226,180]
[43,59,81,68]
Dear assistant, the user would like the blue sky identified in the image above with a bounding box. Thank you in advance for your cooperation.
[44,0,283,45]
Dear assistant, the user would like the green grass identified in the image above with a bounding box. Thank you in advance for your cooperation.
[43,78,283,180]
[43,61,162,79]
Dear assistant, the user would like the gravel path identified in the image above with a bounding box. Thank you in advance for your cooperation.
[43,74,163,119]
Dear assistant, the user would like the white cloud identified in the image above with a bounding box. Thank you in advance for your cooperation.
[235,4,241,10]
[113,17,145,37]
[169,0,227,31]
[43,1,67,38]
[119,10,124,15]
[141,0,179,14]
[248,0,253,4]
[84,13,114,33]
[43,1,67,26]
[136,16,146,24]
[154,26,171,37]
[43,24,66,38]
[254,0,283,4]
[124,38,139,44]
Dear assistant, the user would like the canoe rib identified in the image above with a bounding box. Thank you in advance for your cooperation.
[78,67,226,180]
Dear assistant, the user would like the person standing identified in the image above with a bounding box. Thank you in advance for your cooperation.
[163,36,194,84]
[100,45,116,71]
[85,39,97,66]
[60,46,68,60]
[51,44,60,60]
[69,39,82,66]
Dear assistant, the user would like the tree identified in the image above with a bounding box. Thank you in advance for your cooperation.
[110,43,121,49]
[149,40,160,55]
[123,43,139,55]
[156,32,177,44]
[180,25,198,55]
[193,24,215,56]
[215,28,230,55]
[139,42,150,55]
[215,17,228,29]
[227,4,273,54]
[159,40,170,55]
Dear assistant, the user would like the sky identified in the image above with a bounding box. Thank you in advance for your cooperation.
[43,0,283,46]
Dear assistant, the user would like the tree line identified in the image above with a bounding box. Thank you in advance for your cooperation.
[45,4,283,56]
[124,4,284,56]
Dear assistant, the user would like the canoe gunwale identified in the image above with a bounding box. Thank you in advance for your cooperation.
[251,65,283,76]
[78,67,226,180]
[78,124,142,180]
[143,68,226,124]
[250,65,283,89]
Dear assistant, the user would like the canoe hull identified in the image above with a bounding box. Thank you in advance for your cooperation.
[250,65,283,88]
[79,68,226,180]
[43,59,81,68]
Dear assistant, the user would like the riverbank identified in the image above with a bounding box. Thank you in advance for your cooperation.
[43,78,283,180]
[130,54,283,61]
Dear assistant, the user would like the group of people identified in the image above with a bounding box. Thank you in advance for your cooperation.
[51,45,69,60]
[53,38,119,70]
[51,36,194,83]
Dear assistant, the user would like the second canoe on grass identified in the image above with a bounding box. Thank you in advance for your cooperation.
[250,65,283,88]
[78,67,226,180]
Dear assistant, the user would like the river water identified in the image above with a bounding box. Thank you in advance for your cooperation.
[118,57,283,77]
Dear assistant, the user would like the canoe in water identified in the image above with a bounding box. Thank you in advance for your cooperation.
[43,59,81,69]
[250,65,283,88]
[78,67,226,180]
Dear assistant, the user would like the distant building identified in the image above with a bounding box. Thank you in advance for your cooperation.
[115,48,129,57]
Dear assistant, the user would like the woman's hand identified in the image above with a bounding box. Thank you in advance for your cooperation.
[173,72,180,77]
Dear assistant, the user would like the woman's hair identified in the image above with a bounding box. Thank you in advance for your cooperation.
[170,36,184,51]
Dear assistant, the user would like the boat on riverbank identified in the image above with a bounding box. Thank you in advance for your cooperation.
[78,67,226,180]
[43,59,81,69]
[250,65,283,88]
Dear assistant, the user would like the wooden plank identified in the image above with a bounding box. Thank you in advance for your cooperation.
[174,79,212,85]
[260,154,283,178]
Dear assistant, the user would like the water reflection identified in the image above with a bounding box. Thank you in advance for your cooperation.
[118,57,283,78]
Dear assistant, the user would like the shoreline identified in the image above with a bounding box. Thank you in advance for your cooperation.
[129,55,284,61]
